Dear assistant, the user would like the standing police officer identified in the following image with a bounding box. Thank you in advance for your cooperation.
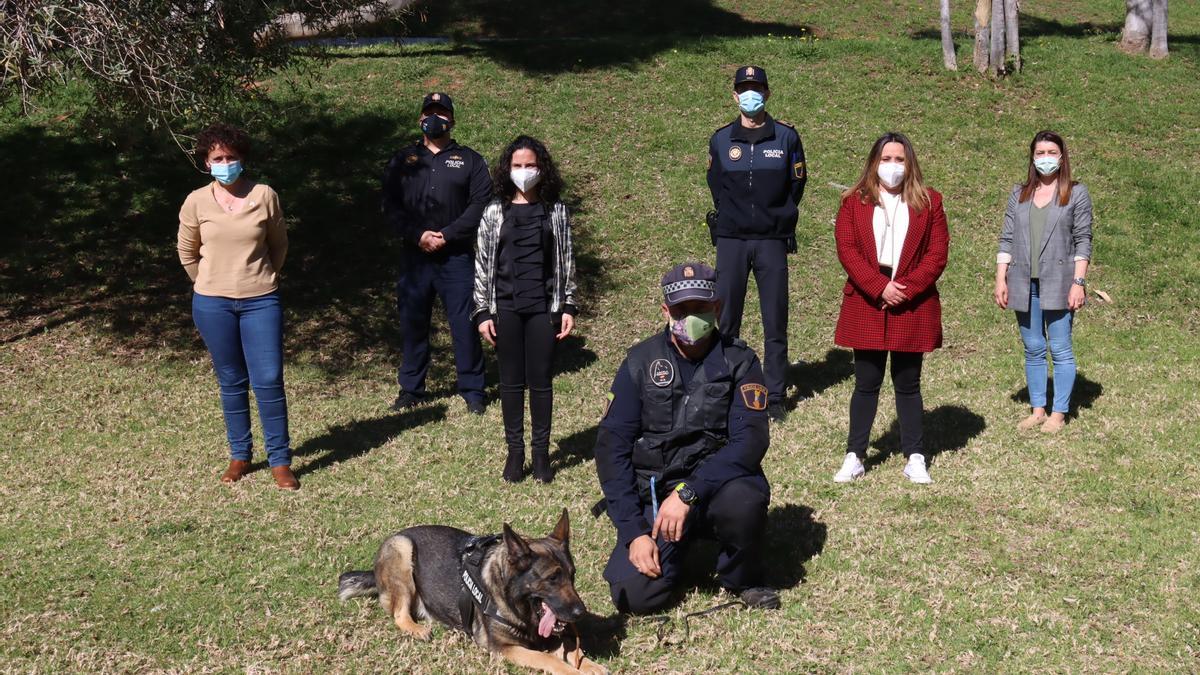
[707,66,807,421]
[594,262,780,614]
[383,93,491,414]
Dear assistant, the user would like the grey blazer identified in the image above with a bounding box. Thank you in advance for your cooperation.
[997,183,1092,312]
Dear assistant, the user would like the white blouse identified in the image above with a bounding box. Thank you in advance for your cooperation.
[872,191,909,278]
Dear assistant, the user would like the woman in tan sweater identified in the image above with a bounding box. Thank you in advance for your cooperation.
[177,123,298,490]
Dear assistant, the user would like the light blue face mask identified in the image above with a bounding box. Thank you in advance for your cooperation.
[210,160,243,186]
[738,90,765,116]
[1034,156,1060,176]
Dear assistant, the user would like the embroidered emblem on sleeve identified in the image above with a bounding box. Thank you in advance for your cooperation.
[740,383,768,411]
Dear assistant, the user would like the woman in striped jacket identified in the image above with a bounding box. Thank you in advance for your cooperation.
[473,135,578,483]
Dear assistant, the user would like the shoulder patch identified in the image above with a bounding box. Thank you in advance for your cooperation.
[775,119,794,128]
[740,383,768,411]
[601,391,614,420]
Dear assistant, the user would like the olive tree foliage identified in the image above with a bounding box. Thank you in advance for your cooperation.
[0,0,401,143]
[1120,0,1169,59]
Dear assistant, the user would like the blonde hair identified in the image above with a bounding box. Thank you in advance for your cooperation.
[842,132,930,212]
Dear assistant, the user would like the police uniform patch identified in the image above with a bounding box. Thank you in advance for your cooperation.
[601,391,614,420]
[649,359,674,387]
[707,153,712,170]
[740,383,768,411]
[405,154,419,164]
[793,161,806,179]
[728,146,743,161]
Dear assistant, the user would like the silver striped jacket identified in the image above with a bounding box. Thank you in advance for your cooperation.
[472,198,578,321]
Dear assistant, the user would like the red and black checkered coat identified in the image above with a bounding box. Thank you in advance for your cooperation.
[834,188,949,353]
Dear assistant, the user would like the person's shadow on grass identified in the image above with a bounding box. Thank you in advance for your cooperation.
[291,404,449,477]
[785,348,854,409]
[1010,373,1103,420]
[863,404,987,471]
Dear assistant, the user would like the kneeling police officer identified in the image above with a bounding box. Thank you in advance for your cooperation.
[594,262,780,614]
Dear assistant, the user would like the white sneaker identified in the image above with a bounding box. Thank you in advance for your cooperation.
[903,453,932,484]
[833,453,865,483]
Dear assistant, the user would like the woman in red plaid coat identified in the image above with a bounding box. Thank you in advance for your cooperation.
[831,132,949,485]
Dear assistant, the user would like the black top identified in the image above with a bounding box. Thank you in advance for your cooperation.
[381,140,491,255]
[706,114,807,241]
[496,202,550,314]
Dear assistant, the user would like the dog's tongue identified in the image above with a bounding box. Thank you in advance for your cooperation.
[538,602,557,638]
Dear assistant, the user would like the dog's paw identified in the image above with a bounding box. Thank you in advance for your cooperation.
[577,659,609,675]
[412,625,432,642]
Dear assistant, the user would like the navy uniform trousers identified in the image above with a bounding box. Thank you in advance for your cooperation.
[396,247,485,402]
[604,476,769,615]
[716,237,789,403]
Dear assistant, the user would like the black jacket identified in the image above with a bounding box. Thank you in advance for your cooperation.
[706,115,807,241]
[382,139,491,255]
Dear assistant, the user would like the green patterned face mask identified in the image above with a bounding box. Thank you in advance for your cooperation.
[669,312,716,345]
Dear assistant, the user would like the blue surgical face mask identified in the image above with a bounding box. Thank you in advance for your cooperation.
[210,160,243,186]
[1034,156,1061,176]
[737,90,765,116]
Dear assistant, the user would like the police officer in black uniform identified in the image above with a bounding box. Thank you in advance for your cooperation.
[383,93,491,414]
[707,66,807,421]
[594,262,780,614]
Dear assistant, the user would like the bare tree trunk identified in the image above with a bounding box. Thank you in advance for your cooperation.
[940,0,958,71]
[989,0,1006,76]
[1149,0,1169,58]
[1120,0,1152,53]
[974,0,991,73]
[1004,0,1020,71]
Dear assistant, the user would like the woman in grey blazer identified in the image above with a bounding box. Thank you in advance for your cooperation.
[994,131,1092,433]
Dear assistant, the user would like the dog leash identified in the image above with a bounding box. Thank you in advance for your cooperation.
[641,598,747,645]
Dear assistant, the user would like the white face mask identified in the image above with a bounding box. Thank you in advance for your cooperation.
[511,167,541,193]
[877,161,905,189]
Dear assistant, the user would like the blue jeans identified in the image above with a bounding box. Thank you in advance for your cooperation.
[1016,279,1075,414]
[192,292,292,467]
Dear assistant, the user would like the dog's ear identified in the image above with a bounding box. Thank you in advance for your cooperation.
[549,508,570,544]
[502,523,533,565]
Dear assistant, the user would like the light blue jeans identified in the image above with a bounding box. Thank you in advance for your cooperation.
[1016,279,1075,414]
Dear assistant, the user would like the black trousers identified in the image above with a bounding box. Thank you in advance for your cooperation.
[847,349,925,458]
[604,476,770,615]
[495,310,557,454]
[716,237,788,403]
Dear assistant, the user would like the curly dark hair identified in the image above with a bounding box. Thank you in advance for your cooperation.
[491,135,563,204]
[195,123,251,164]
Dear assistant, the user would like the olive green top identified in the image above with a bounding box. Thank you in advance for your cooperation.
[1029,203,1049,279]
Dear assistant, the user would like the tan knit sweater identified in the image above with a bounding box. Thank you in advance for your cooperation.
[177,182,288,298]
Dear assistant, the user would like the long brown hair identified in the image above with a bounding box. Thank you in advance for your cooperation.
[1018,130,1075,206]
[843,132,930,212]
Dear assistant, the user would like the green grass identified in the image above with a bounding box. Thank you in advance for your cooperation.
[3,1,1200,671]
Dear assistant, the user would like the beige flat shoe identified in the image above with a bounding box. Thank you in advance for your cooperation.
[1040,416,1066,434]
[1017,413,1047,431]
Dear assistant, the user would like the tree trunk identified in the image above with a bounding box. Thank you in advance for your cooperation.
[1149,0,1169,58]
[1120,0,1152,53]
[989,0,1006,76]
[1004,0,1020,71]
[940,0,958,71]
[973,0,991,73]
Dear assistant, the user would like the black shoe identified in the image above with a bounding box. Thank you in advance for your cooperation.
[531,451,554,484]
[502,450,525,483]
[739,587,781,610]
[767,401,788,422]
[391,391,424,411]
[466,399,487,415]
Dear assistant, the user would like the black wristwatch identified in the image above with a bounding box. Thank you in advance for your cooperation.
[675,482,698,505]
[1072,277,1087,287]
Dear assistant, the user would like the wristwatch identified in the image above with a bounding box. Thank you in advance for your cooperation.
[674,482,698,505]
[1072,277,1087,287]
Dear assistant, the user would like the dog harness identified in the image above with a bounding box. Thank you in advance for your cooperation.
[457,534,531,640]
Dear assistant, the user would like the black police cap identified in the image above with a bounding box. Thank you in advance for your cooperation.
[661,262,718,306]
[421,92,454,115]
[733,65,769,89]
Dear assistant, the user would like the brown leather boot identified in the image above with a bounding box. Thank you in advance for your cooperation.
[271,465,300,490]
[220,459,251,483]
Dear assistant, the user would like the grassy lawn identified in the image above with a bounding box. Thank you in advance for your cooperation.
[3,1,1200,671]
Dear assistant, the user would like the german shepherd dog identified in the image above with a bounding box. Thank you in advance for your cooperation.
[338,509,607,674]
